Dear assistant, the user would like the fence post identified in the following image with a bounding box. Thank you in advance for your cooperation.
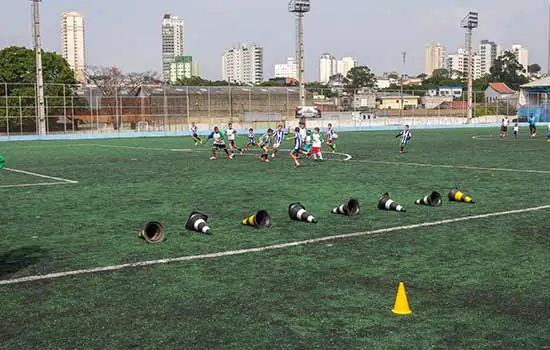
[88,86,93,133]
[186,86,190,132]
[19,96,23,134]
[63,84,67,133]
[163,85,168,132]
[71,95,75,132]
[4,83,9,136]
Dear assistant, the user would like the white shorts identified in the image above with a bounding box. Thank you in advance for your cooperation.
[273,143,281,148]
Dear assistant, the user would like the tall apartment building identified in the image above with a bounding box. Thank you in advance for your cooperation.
[510,44,529,72]
[319,53,337,83]
[61,12,86,83]
[169,56,196,83]
[274,57,297,79]
[162,14,185,82]
[447,48,482,80]
[222,43,263,84]
[479,40,500,76]
[337,57,358,77]
[424,42,445,76]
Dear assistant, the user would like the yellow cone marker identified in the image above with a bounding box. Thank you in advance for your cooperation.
[392,282,412,315]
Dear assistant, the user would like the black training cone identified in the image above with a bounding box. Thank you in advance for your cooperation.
[332,198,360,216]
[448,187,475,204]
[415,191,442,207]
[138,221,165,243]
[185,211,211,233]
[242,210,272,228]
[289,202,317,223]
[378,193,406,212]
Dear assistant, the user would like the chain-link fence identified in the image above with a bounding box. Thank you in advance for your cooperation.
[0,83,521,136]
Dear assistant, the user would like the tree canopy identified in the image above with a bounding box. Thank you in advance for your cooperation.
[489,51,529,90]
[528,63,541,74]
[344,66,377,92]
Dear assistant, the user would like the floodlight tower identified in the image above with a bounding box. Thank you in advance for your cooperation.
[289,0,310,108]
[31,0,46,135]
[461,11,478,123]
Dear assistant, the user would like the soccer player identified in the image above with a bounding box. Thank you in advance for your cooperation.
[513,123,519,140]
[396,125,412,153]
[528,114,537,137]
[245,128,258,151]
[190,122,202,145]
[312,127,324,160]
[259,128,274,162]
[547,124,550,142]
[499,118,509,137]
[271,124,287,158]
[298,121,307,140]
[290,127,304,168]
[206,126,233,160]
[326,123,337,153]
[303,129,313,158]
[225,123,243,155]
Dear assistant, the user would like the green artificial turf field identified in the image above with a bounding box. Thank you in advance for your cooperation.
[1,128,549,349]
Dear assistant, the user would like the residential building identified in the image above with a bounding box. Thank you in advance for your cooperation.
[510,44,529,72]
[319,53,337,83]
[222,43,263,84]
[169,56,194,83]
[447,49,482,80]
[274,57,297,79]
[479,40,500,77]
[485,82,516,102]
[61,12,86,83]
[427,86,464,99]
[162,14,185,82]
[424,42,445,76]
[337,57,358,77]
[377,95,419,110]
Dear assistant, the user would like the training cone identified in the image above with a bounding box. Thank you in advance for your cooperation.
[185,211,211,234]
[0,154,4,169]
[378,193,406,212]
[332,198,360,216]
[415,191,442,207]
[448,187,475,204]
[288,202,317,223]
[392,282,412,315]
[242,210,272,229]
[137,221,165,243]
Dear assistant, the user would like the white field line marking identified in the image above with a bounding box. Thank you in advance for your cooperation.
[2,168,78,183]
[0,182,75,189]
[1,204,549,286]
[83,144,175,151]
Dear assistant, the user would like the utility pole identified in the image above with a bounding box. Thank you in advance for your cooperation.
[289,0,311,108]
[461,11,478,123]
[32,0,46,135]
[547,1,550,74]
[400,52,406,119]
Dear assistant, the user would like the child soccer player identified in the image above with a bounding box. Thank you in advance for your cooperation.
[547,125,550,142]
[312,127,323,160]
[271,124,287,158]
[396,125,412,153]
[499,118,509,137]
[290,127,304,168]
[190,122,202,145]
[225,123,243,155]
[206,126,233,160]
[513,123,519,140]
[528,114,537,137]
[245,128,258,151]
[303,129,313,158]
[259,128,274,162]
[326,123,337,153]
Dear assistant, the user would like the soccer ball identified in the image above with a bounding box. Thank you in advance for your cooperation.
[332,133,339,139]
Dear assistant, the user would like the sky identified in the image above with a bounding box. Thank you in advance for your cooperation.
[0,0,548,81]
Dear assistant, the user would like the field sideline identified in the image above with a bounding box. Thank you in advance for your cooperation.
[1,128,549,349]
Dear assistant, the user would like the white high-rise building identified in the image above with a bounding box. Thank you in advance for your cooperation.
[162,14,185,81]
[169,56,195,83]
[510,44,529,73]
[424,42,445,76]
[447,48,482,80]
[61,12,86,83]
[222,43,263,84]
[479,40,500,77]
[274,57,297,79]
[319,53,337,83]
[337,57,358,77]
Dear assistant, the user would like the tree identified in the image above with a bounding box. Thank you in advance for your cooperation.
[489,51,529,90]
[0,46,79,131]
[344,66,377,93]
[528,63,541,74]
[416,73,428,80]
[87,66,161,96]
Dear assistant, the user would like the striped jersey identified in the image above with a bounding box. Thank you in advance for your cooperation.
[191,125,198,135]
[273,129,286,144]
[247,132,256,144]
[327,127,335,140]
[398,129,412,144]
[259,133,273,147]
[293,132,303,150]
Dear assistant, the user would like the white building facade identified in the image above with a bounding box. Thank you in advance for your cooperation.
[319,53,337,83]
[222,43,264,84]
[274,57,297,79]
[169,56,195,83]
[510,44,529,72]
[424,42,445,76]
[162,14,185,82]
[447,48,482,80]
[61,12,86,83]
[479,40,500,77]
[337,57,358,77]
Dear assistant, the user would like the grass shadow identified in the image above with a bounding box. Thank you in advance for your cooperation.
[0,246,46,278]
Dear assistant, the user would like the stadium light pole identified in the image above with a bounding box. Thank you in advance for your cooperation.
[31,0,47,135]
[461,11,478,123]
[289,0,310,108]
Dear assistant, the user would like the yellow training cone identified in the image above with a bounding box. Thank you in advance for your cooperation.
[392,282,412,315]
